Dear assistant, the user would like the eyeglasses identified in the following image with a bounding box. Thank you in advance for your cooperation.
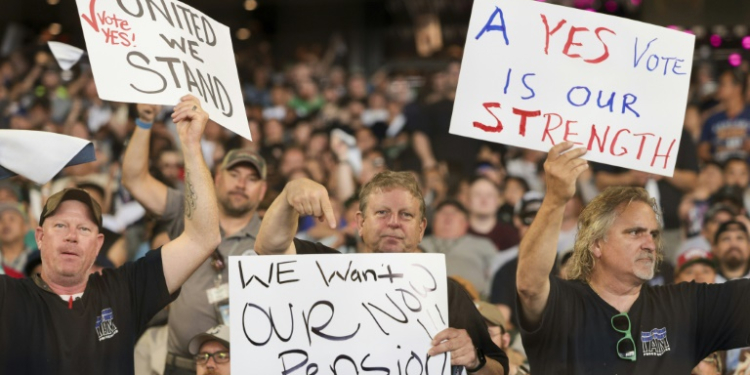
[194,351,230,365]
[210,250,226,273]
[702,352,722,373]
[611,313,637,362]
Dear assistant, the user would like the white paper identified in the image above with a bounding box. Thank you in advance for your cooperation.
[450,0,695,176]
[0,130,95,184]
[229,253,450,374]
[48,41,86,71]
[74,0,250,140]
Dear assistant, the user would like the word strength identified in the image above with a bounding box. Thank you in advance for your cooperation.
[230,254,451,375]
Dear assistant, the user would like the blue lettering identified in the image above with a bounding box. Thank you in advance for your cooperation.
[521,73,536,100]
[660,57,676,75]
[672,59,686,75]
[504,68,512,95]
[633,37,657,68]
[597,91,615,113]
[646,55,659,71]
[567,86,591,107]
[475,6,510,45]
[622,94,640,118]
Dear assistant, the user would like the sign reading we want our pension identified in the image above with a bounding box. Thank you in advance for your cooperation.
[229,254,450,374]
[75,0,250,140]
[450,0,695,176]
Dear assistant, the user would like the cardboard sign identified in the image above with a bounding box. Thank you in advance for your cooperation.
[75,0,250,140]
[229,254,450,374]
[450,0,695,176]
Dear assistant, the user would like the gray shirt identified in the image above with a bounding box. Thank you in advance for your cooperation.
[420,234,497,297]
[162,188,261,356]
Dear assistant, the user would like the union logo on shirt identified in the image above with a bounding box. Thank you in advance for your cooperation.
[641,327,670,357]
[95,308,119,341]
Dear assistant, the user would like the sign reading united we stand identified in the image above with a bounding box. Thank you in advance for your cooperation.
[75,0,250,140]
[450,0,695,176]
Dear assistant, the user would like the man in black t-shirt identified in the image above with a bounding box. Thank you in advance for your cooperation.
[256,171,508,375]
[0,95,222,374]
[516,142,750,374]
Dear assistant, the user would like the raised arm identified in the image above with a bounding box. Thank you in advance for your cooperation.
[121,103,169,216]
[160,95,221,294]
[255,178,337,255]
[516,142,587,326]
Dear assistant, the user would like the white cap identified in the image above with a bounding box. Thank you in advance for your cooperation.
[188,325,230,355]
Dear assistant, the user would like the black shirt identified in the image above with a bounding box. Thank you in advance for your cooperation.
[293,238,509,374]
[0,248,176,374]
[519,276,750,374]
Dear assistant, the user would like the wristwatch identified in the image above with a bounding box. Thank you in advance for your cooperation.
[466,348,486,373]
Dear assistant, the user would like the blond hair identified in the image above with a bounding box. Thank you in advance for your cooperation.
[569,186,663,282]
[359,171,425,220]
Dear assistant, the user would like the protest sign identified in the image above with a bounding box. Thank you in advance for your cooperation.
[450,0,695,176]
[74,0,250,140]
[229,254,450,374]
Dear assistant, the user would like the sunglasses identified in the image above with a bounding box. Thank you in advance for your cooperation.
[611,313,637,362]
[194,350,230,365]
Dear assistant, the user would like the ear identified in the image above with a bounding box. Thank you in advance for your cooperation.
[418,217,427,240]
[258,181,268,201]
[35,226,44,250]
[592,239,603,259]
[95,232,105,258]
[356,211,365,234]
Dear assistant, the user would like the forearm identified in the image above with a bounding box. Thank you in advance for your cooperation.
[413,131,436,168]
[335,162,356,201]
[121,126,168,215]
[666,170,697,192]
[255,188,299,255]
[516,201,565,303]
[180,141,220,249]
[471,358,505,375]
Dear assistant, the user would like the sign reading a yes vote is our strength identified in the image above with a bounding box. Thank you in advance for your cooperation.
[229,254,450,374]
[450,0,695,176]
[74,0,250,140]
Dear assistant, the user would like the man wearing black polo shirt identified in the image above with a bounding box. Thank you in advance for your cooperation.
[517,142,750,374]
[256,171,508,375]
[0,95,221,374]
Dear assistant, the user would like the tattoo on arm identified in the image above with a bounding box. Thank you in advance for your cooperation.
[184,170,197,219]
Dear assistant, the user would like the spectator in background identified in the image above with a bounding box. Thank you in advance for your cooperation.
[691,352,722,375]
[679,161,726,240]
[699,68,750,163]
[723,157,750,213]
[712,220,750,283]
[420,199,497,297]
[188,326,230,375]
[496,176,529,225]
[154,148,184,191]
[0,202,33,273]
[468,176,519,253]
[679,203,737,255]
[674,249,717,284]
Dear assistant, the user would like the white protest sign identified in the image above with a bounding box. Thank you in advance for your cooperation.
[74,0,250,140]
[229,254,451,374]
[450,0,695,176]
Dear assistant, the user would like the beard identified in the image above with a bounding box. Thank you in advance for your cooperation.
[218,192,255,217]
[634,257,656,281]
[721,248,747,271]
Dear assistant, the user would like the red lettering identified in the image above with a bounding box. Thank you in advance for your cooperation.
[651,138,677,168]
[121,19,130,31]
[473,102,503,133]
[542,113,563,145]
[541,14,567,55]
[610,129,630,156]
[587,124,611,152]
[633,133,655,160]
[103,28,120,45]
[585,27,616,64]
[513,108,541,137]
[119,32,131,47]
[563,120,583,145]
[562,27,589,59]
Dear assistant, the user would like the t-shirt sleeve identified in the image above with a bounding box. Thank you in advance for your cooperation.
[516,275,572,344]
[293,238,341,254]
[119,247,178,336]
[447,278,509,374]
[161,188,185,240]
[695,280,750,357]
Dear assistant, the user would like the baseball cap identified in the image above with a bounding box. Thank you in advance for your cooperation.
[0,202,27,220]
[675,249,716,276]
[0,181,22,201]
[220,148,267,180]
[714,219,749,244]
[475,301,506,329]
[710,185,744,209]
[188,325,230,355]
[515,191,544,226]
[39,188,102,230]
[704,203,738,224]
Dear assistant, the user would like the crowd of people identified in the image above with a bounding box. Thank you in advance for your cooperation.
[0,24,749,374]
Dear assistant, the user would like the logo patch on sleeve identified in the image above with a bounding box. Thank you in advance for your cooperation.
[95,308,119,341]
[641,327,670,357]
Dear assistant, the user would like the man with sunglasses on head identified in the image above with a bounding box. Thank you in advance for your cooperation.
[0,95,221,374]
[189,325,231,375]
[516,142,750,374]
[123,103,268,374]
